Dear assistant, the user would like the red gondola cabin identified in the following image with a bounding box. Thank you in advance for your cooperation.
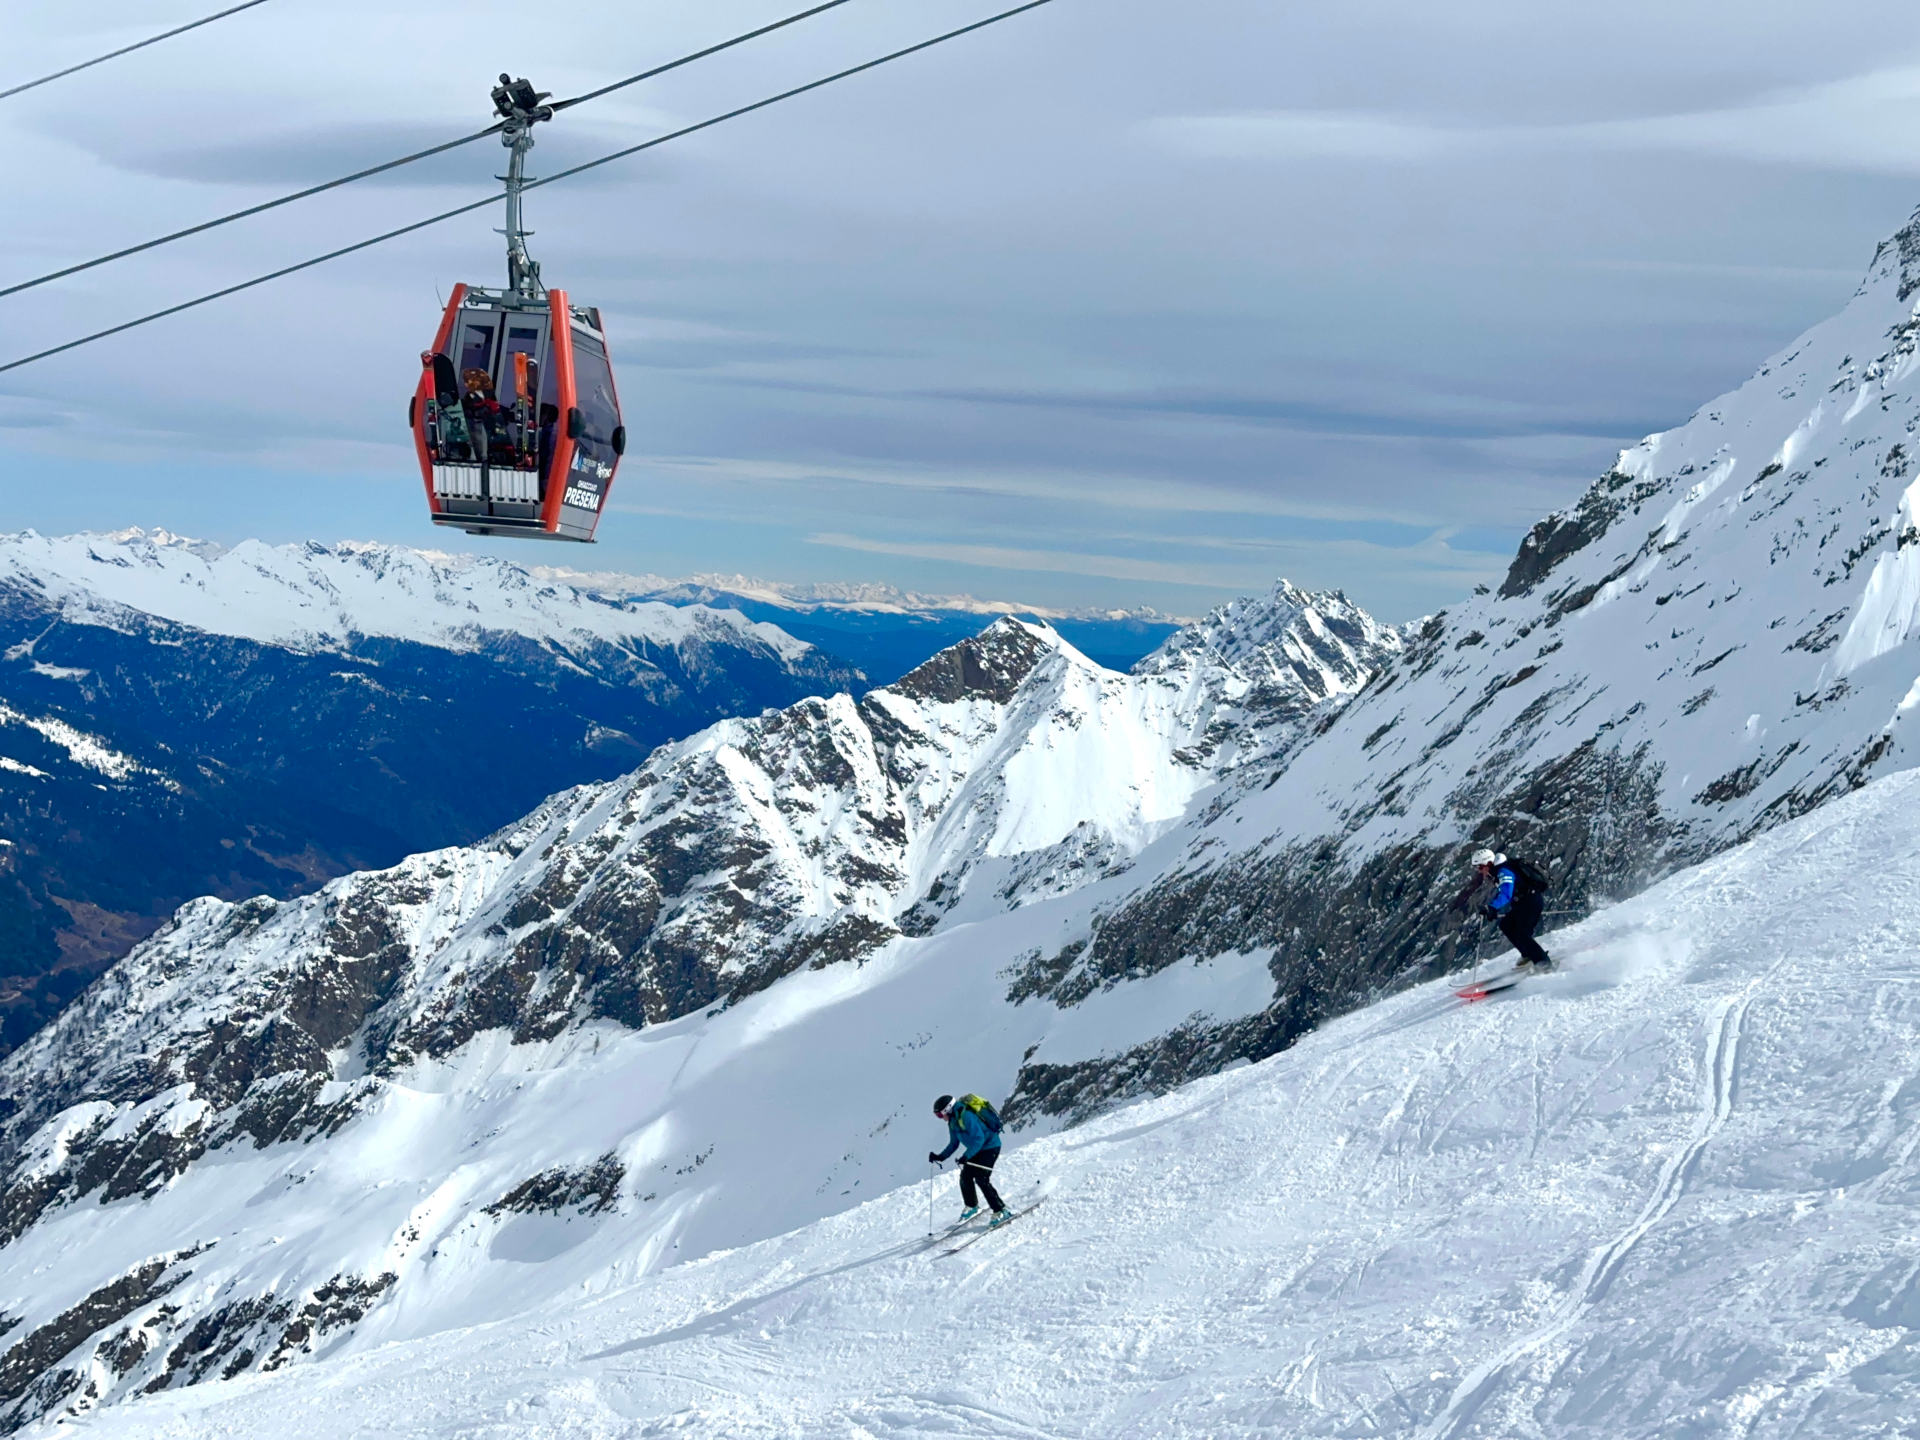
[412,284,625,542]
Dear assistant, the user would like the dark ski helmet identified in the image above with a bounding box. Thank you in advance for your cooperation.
[933,1094,954,1117]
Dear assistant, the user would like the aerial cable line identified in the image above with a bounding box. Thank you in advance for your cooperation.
[546,0,852,116]
[0,0,861,303]
[0,0,1057,377]
[0,0,276,103]
[0,124,506,301]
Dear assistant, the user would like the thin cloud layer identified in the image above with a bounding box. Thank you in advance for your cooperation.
[1150,66,1920,175]
[1,0,1916,619]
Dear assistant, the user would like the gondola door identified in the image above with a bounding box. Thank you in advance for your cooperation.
[540,290,624,542]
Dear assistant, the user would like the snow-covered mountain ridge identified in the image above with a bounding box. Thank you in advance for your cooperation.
[0,529,859,1055]
[0,530,811,659]
[20,762,1920,1438]
[1001,202,1920,1110]
[534,565,1188,622]
[0,585,1397,1232]
[536,565,1190,683]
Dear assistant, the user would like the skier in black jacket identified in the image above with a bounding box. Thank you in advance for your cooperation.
[1451,848,1553,970]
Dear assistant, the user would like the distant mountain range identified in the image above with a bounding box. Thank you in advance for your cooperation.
[536,569,1187,682]
[0,531,859,1052]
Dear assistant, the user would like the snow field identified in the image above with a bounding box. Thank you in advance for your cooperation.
[41,768,1920,1438]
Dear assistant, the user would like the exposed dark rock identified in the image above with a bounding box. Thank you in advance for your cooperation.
[260,1274,397,1372]
[1863,205,1920,303]
[1501,468,1662,599]
[148,1295,286,1391]
[889,620,1051,705]
[0,1250,195,1426]
[139,1271,397,1394]
[485,1152,625,1217]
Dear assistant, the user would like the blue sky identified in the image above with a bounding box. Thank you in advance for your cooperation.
[3,0,1919,620]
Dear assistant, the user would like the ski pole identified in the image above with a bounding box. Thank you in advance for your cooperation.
[928,1161,936,1238]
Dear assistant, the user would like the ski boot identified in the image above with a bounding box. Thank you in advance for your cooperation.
[987,1208,1013,1229]
[956,1206,981,1225]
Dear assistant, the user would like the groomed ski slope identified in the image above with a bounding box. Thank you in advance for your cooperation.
[46,772,1920,1439]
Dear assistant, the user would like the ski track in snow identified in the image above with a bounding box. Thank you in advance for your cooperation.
[1420,964,1775,1440]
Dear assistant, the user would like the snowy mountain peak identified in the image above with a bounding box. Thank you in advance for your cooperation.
[889,615,1066,704]
[1138,576,1403,698]
[1856,201,1920,303]
[1505,205,1920,611]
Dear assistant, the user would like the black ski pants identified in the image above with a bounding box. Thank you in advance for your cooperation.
[1497,889,1551,966]
[959,1147,1005,1213]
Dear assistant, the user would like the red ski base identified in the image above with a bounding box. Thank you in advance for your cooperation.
[1453,972,1525,1002]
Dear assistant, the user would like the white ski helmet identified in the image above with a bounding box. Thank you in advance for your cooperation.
[1469,848,1504,868]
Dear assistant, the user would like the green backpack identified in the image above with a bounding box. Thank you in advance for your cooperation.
[957,1093,1004,1134]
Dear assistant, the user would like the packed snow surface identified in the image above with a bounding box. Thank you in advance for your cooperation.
[38,768,1920,1438]
[0,529,810,658]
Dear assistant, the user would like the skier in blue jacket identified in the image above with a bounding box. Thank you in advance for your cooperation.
[1452,848,1553,970]
[930,1093,1010,1227]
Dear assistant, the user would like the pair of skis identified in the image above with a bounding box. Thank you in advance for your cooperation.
[1453,962,1551,1001]
[927,1199,1045,1256]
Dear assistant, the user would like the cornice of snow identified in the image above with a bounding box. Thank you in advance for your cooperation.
[0,529,815,662]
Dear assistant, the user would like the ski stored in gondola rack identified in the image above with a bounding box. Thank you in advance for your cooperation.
[410,76,626,542]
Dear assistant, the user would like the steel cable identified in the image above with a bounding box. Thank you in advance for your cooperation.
[0,0,861,303]
[0,0,277,103]
[0,124,505,301]
[0,0,1057,377]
